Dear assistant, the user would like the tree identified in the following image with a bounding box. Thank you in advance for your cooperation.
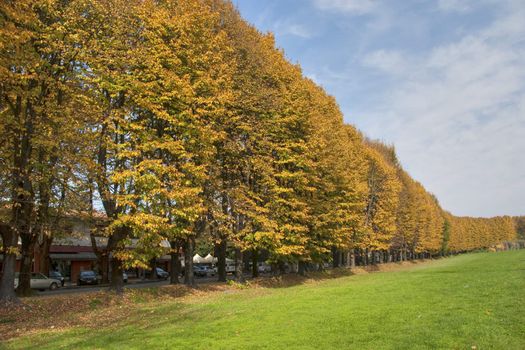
[515,217,525,240]
[83,0,236,289]
[298,82,368,270]
[0,0,98,300]
[358,144,401,264]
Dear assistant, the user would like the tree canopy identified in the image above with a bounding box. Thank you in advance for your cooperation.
[0,0,521,303]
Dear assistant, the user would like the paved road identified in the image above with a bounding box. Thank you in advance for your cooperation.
[36,279,168,296]
[35,274,249,296]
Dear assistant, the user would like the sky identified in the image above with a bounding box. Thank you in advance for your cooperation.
[235,0,525,218]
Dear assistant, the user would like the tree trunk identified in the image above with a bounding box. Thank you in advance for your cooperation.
[107,226,128,290]
[37,235,53,275]
[234,248,244,283]
[16,237,35,296]
[350,249,356,268]
[251,249,259,278]
[278,261,286,275]
[8,96,34,301]
[149,258,157,280]
[332,247,340,268]
[109,258,124,294]
[216,238,227,282]
[169,243,181,285]
[298,261,307,276]
[0,224,19,304]
[90,232,110,284]
[271,262,280,275]
[100,253,110,284]
[183,237,195,287]
[12,187,35,297]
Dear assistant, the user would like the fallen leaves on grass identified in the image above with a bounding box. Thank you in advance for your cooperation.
[0,259,434,341]
[0,284,217,341]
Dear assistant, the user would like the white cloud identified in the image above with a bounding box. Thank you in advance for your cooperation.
[438,0,472,13]
[360,3,525,216]
[284,24,312,38]
[313,0,377,15]
[272,21,313,38]
[361,49,408,75]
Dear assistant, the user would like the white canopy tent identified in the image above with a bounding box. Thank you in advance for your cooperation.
[193,254,205,264]
[192,254,234,265]
[202,254,218,264]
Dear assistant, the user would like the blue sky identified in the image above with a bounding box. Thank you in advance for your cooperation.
[235,0,525,217]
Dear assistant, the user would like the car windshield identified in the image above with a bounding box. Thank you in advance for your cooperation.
[81,271,95,277]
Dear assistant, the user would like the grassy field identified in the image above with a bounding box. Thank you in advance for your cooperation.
[3,250,525,350]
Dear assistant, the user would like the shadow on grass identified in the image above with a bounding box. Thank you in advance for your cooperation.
[1,259,437,346]
[0,283,221,343]
[249,259,433,289]
[3,260,444,349]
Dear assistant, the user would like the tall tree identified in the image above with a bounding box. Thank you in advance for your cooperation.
[0,0,97,300]
[359,144,401,264]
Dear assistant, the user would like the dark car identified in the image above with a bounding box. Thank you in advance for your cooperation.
[193,265,205,277]
[78,270,99,286]
[193,265,215,277]
[204,266,216,277]
[155,267,169,280]
[49,270,65,286]
[144,267,169,280]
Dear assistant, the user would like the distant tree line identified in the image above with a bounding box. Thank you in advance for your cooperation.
[0,0,521,304]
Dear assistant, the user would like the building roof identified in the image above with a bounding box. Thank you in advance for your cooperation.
[50,252,98,261]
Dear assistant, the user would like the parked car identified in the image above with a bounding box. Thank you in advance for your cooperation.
[144,267,169,280]
[14,273,61,291]
[49,270,65,286]
[225,262,236,274]
[78,270,99,286]
[193,265,205,277]
[193,265,215,277]
[204,266,216,277]
[155,267,169,280]
[257,263,272,273]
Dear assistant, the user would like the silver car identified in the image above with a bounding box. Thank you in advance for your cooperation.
[14,272,62,291]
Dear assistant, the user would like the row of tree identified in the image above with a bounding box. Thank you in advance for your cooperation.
[0,0,520,304]
[445,215,518,252]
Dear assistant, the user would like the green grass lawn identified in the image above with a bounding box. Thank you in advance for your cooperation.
[3,250,525,350]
